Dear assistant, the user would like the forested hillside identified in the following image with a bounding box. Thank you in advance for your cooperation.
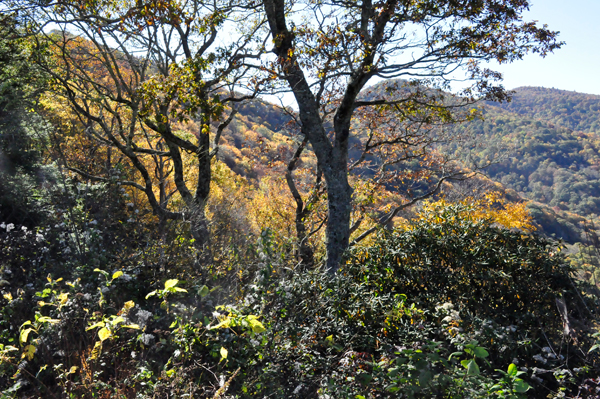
[2,1,600,399]
[226,85,600,246]
[490,87,600,133]
[455,111,594,228]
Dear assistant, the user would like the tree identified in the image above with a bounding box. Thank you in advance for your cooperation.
[9,0,263,260]
[0,14,52,226]
[261,0,562,273]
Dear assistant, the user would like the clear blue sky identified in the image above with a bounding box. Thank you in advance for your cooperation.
[492,0,600,95]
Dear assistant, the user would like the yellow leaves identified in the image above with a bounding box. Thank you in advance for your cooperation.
[98,327,112,342]
[247,315,266,334]
[210,316,232,330]
[86,322,105,331]
[164,279,179,289]
[122,300,135,314]
[22,345,36,360]
[220,346,228,361]
[415,192,535,233]
[210,308,267,336]
[472,192,536,232]
[58,292,69,307]
[90,341,102,360]
[20,328,33,345]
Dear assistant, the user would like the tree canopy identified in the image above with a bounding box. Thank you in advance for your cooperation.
[260,0,562,272]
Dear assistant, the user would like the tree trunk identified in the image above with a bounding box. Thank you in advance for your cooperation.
[192,118,212,261]
[190,202,211,260]
[323,162,353,274]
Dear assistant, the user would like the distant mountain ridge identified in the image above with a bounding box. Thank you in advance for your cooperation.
[487,86,600,133]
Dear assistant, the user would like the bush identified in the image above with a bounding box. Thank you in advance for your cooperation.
[1,201,599,398]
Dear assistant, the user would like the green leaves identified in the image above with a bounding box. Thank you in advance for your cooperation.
[94,268,125,286]
[146,279,188,299]
[490,364,530,397]
[87,314,139,343]
[198,285,210,298]
[514,379,530,394]
[461,359,480,375]
[473,347,489,359]
[209,309,266,336]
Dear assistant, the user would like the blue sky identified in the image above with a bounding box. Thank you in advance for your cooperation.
[492,0,600,95]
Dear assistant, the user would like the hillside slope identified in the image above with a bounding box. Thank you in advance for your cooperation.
[223,85,600,244]
[488,87,600,133]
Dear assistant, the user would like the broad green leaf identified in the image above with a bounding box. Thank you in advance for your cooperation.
[419,370,432,386]
[448,351,463,360]
[198,285,209,298]
[220,346,228,360]
[473,347,489,358]
[462,359,480,375]
[164,279,179,289]
[112,271,123,280]
[98,327,111,341]
[507,363,518,377]
[514,379,530,393]
[112,316,125,325]
[357,373,372,386]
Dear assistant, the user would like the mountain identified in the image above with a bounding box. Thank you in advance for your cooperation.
[452,88,600,242]
[445,102,600,235]
[489,87,600,133]
[223,85,600,246]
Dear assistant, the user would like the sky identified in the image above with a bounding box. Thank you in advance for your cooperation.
[268,0,600,108]
[492,0,600,95]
